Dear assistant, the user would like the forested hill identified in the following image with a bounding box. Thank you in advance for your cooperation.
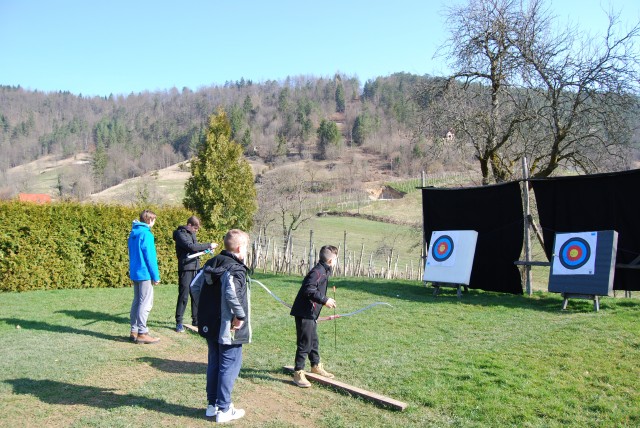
[0,73,437,199]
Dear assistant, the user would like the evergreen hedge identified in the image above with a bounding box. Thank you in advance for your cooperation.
[0,202,222,292]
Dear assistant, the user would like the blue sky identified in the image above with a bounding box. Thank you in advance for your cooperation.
[1,0,638,97]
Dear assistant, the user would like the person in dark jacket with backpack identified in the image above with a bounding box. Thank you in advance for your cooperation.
[172,216,217,332]
[198,229,250,423]
[290,245,338,387]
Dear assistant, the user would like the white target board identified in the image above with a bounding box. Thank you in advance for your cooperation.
[551,232,598,275]
[423,230,478,285]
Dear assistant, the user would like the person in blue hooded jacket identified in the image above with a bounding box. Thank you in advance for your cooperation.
[128,209,161,344]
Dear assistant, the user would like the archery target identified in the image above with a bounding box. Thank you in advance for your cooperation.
[431,234,455,263]
[559,237,591,270]
[549,230,618,296]
[552,232,597,275]
[424,230,478,285]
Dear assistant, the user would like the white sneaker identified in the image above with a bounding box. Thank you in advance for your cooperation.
[216,403,245,423]
[205,404,218,417]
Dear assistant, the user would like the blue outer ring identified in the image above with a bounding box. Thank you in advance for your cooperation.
[559,237,590,269]
[432,235,454,262]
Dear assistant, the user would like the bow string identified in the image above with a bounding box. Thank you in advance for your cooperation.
[248,277,393,320]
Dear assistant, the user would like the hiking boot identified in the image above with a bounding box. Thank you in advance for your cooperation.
[216,403,245,423]
[129,332,138,343]
[293,370,311,388]
[136,333,160,344]
[311,363,334,378]
[176,323,185,333]
[205,404,218,417]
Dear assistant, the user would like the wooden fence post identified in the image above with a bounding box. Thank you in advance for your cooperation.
[522,157,532,296]
[308,229,314,273]
[343,230,347,277]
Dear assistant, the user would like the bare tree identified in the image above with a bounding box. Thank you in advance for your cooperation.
[258,168,312,254]
[425,0,640,183]
[515,4,640,177]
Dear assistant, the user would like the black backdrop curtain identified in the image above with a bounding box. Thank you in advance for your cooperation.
[422,181,524,294]
[531,169,640,291]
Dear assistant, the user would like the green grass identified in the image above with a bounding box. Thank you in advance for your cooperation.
[386,178,423,194]
[272,214,423,276]
[1,276,639,427]
[355,191,424,225]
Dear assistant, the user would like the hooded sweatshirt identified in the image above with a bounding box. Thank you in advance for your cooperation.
[197,251,251,345]
[128,220,160,282]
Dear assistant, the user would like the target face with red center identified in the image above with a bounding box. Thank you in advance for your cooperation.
[559,237,591,270]
[431,235,454,262]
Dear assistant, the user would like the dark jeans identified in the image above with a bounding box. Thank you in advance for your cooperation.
[294,317,320,371]
[176,270,197,325]
[206,339,243,411]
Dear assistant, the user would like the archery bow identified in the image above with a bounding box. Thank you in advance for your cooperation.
[333,285,337,351]
[248,277,292,309]
[317,302,393,321]
[248,277,393,319]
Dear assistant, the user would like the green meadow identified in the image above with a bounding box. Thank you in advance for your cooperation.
[1,275,639,427]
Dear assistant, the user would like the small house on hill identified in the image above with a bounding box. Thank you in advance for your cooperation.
[18,193,51,204]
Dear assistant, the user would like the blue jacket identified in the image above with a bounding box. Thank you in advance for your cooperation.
[128,220,160,282]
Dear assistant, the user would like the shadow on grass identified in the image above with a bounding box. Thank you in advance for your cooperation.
[251,273,616,314]
[55,310,129,326]
[136,358,294,387]
[54,309,175,332]
[5,378,201,418]
[137,357,206,375]
[330,278,573,313]
[241,367,294,386]
[0,318,127,342]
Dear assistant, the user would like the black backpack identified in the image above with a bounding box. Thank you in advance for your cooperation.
[196,266,225,339]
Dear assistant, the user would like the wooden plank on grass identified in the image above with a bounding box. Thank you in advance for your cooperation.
[183,324,198,333]
[282,365,407,411]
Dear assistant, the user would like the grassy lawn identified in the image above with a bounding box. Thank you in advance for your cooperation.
[274,214,423,276]
[355,191,424,225]
[1,276,639,427]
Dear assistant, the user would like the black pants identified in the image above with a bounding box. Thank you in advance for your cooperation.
[176,270,198,325]
[294,317,320,371]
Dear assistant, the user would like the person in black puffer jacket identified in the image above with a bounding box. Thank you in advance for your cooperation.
[198,229,250,423]
[172,216,217,332]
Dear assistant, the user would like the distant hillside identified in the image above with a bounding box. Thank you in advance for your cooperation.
[1,73,454,201]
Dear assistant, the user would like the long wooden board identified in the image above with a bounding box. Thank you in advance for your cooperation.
[282,365,407,411]
[182,324,198,333]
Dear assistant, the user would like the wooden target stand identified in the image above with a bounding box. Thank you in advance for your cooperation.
[430,282,468,299]
[560,293,600,312]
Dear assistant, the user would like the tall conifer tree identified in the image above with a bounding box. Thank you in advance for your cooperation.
[183,108,256,231]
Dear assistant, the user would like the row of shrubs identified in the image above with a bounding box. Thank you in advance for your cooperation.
[0,202,222,292]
